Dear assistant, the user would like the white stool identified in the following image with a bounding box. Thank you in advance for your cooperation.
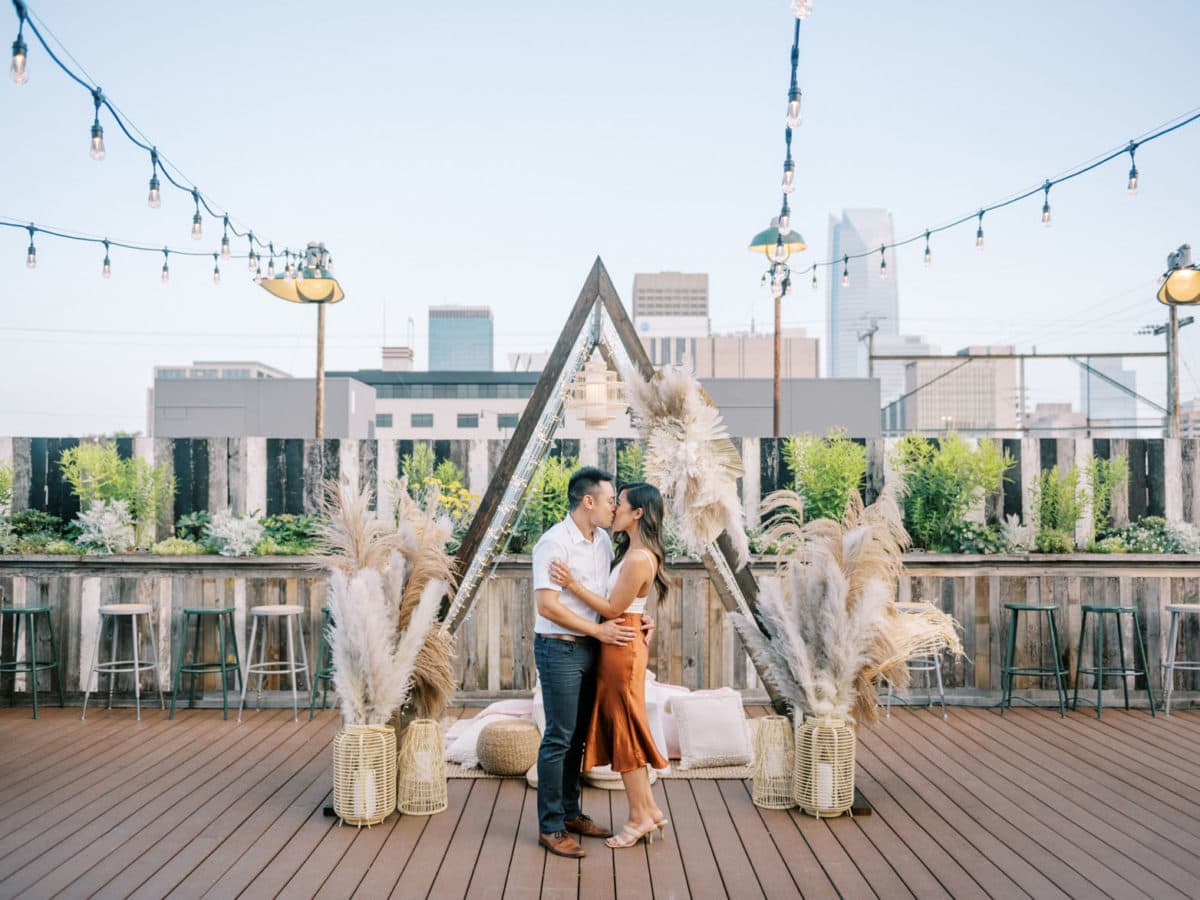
[1161,603,1200,716]
[886,602,947,719]
[82,603,165,721]
[238,605,311,722]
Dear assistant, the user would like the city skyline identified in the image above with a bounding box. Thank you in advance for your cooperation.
[0,1,1197,436]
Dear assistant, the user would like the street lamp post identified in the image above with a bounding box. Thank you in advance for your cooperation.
[257,242,344,439]
[1155,244,1200,438]
[747,218,806,438]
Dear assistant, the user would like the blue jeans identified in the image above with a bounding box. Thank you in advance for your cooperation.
[534,636,597,834]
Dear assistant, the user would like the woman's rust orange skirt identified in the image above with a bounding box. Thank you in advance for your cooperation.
[583,614,668,773]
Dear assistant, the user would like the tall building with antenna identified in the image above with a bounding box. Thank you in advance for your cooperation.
[826,209,899,378]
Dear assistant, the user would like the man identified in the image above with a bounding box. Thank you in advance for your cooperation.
[531,467,638,859]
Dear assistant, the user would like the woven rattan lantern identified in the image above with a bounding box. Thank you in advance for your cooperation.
[752,715,796,809]
[332,724,397,827]
[397,718,448,815]
[793,716,855,818]
[476,719,541,776]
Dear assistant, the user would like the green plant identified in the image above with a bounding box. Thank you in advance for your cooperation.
[58,443,174,547]
[783,430,867,523]
[176,511,212,541]
[947,520,1006,554]
[43,539,80,555]
[1032,465,1084,552]
[1092,536,1127,554]
[1087,455,1128,540]
[1109,516,1186,554]
[261,513,320,549]
[617,443,645,486]
[205,512,264,557]
[151,537,205,555]
[400,443,436,487]
[1000,514,1035,553]
[891,434,1011,552]
[507,455,577,552]
[254,535,312,556]
[9,509,64,538]
[75,499,135,554]
[0,459,12,511]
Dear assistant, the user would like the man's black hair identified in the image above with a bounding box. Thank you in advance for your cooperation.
[567,466,614,510]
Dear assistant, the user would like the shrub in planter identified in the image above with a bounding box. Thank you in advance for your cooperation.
[10,510,65,539]
[783,429,867,523]
[1087,456,1128,542]
[892,434,1011,552]
[1109,516,1193,554]
[175,511,211,542]
[1093,536,1127,554]
[262,513,321,551]
[75,499,135,554]
[1035,528,1076,554]
[1000,514,1035,552]
[617,443,645,486]
[59,443,174,547]
[1032,465,1084,552]
[151,536,205,555]
[947,520,1005,555]
[204,511,265,557]
[506,455,577,552]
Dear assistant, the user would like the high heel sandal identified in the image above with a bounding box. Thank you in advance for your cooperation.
[606,822,659,849]
[654,818,671,840]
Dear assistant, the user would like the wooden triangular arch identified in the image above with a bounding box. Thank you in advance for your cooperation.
[439,258,780,708]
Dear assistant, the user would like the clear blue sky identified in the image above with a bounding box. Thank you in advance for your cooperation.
[1,0,1196,435]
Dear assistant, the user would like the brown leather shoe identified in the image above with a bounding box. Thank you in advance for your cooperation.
[539,831,586,858]
[565,814,614,839]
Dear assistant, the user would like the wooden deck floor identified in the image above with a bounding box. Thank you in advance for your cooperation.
[0,704,1197,899]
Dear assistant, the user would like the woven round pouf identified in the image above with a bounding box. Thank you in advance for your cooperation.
[752,715,796,809]
[397,718,448,815]
[793,716,855,818]
[476,719,541,776]
[332,724,397,827]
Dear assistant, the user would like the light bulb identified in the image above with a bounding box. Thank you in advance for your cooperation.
[25,243,36,268]
[254,264,263,284]
[248,249,257,273]
[220,233,230,259]
[811,271,817,291]
[779,199,791,233]
[267,257,275,278]
[880,257,888,279]
[841,260,849,287]
[1041,199,1051,226]
[923,233,932,267]
[102,244,111,278]
[213,255,221,284]
[976,225,984,250]
[10,36,27,85]
[786,87,802,128]
[90,122,105,160]
[1127,163,1139,194]
[161,262,169,283]
[148,175,161,208]
[782,159,795,194]
[191,211,202,240]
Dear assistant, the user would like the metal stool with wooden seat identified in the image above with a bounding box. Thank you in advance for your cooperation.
[237,604,310,722]
[0,606,65,718]
[309,607,334,720]
[1072,604,1156,719]
[1001,602,1069,717]
[170,607,242,720]
[1161,603,1200,716]
[886,602,948,719]
[82,603,165,720]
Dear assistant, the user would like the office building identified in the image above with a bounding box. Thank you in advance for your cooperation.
[871,334,937,407]
[826,210,899,378]
[688,329,819,379]
[1080,357,1137,432]
[902,345,1019,434]
[429,306,493,371]
[632,272,709,365]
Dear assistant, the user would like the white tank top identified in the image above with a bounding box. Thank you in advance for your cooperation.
[610,548,656,615]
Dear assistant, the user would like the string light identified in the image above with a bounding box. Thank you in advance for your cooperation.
[190,189,202,239]
[160,248,169,283]
[878,245,888,279]
[779,197,791,233]
[88,88,105,160]
[266,243,275,278]
[220,216,231,259]
[212,252,220,284]
[1041,179,1052,226]
[841,255,849,286]
[975,210,984,250]
[781,154,795,193]
[811,269,817,291]
[923,230,931,267]
[147,149,161,208]
[1126,140,1139,194]
[101,238,110,277]
[24,223,35,268]
[9,1,26,85]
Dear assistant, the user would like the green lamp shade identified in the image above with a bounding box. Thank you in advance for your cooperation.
[748,225,807,256]
[1157,268,1200,305]
[259,273,344,304]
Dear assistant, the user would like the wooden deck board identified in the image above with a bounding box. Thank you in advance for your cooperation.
[0,706,1194,899]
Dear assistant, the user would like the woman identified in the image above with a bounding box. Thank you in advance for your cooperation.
[549,482,670,849]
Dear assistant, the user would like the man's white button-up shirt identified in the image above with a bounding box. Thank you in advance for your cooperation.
[531,515,613,636]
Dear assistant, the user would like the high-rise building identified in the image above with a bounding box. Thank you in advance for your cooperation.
[826,210,899,378]
[871,334,937,407]
[687,329,819,379]
[429,306,493,371]
[631,272,709,365]
[1080,357,1137,431]
[903,345,1019,433]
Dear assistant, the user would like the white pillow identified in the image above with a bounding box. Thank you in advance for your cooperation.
[644,672,690,761]
[668,688,753,770]
[584,764,658,790]
[444,713,520,768]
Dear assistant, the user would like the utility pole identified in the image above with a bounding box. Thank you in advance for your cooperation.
[858,316,882,379]
[1140,312,1195,437]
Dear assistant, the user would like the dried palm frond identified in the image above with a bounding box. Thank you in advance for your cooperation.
[731,493,961,726]
[316,479,402,575]
[624,365,750,568]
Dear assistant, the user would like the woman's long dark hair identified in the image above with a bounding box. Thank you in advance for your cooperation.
[612,482,669,605]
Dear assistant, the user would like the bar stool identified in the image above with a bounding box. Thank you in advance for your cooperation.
[1001,603,1068,717]
[309,607,334,720]
[886,603,947,719]
[0,606,65,718]
[238,604,310,722]
[170,607,242,720]
[1161,603,1200,716]
[1072,604,1156,719]
[82,603,165,721]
